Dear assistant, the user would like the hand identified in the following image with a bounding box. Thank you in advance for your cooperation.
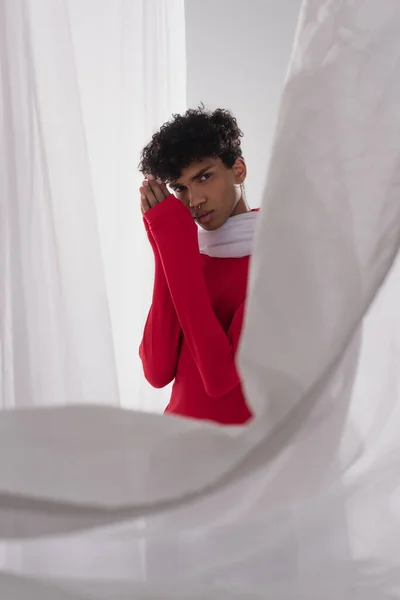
[140,175,170,214]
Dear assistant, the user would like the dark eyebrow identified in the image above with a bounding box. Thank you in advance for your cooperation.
[170,164,214,190]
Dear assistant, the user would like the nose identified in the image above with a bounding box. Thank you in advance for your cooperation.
[188,193,206,209]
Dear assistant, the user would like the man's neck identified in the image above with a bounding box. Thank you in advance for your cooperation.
[231,197,250,218]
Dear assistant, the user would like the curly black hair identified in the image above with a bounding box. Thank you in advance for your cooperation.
[138,105,244,182]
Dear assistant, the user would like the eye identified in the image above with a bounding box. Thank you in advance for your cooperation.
[200,173,212,182]
[174,185,186,193]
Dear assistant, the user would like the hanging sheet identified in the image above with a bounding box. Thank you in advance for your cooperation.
[0,0,400,598]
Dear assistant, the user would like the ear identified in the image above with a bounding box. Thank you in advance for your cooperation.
[233,157,247,184]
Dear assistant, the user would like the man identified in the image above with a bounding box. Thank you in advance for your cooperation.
[138,107,258,424]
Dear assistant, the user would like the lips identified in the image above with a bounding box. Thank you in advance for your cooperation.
[195,211,215,225]
[194,210,213,219]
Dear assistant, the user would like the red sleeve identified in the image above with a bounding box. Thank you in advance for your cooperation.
[139,223,181,388]
[145,195,243,398]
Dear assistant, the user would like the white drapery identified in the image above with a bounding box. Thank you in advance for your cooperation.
[1,0,400,598]
[0,0,186,412]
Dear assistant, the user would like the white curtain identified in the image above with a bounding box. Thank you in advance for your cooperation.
[67,0,186,411]
[1,0,400,598]
[0,0,186,412]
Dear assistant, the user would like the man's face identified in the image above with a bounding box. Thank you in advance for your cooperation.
[169,157,247,230]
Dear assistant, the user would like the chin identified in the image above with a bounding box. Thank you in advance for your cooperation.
[212,216,230,231]
[200,223,217,231]
[198,211,228,231]
[202,219,224,231]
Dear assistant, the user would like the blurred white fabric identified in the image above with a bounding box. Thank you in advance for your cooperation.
[66,0,186,412]
[1,0,400,598]
[0,0,186,412]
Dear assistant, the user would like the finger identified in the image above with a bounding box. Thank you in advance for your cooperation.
[157,179,170,197]
[142,180,158,208]
[140,187,151,213]
[147,175,169,203]
[150,175,169,195]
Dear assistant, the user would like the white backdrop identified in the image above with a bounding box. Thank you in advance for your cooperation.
[185,0,302,208]
[68,0,186,411]
[0,0,186,412]
[0,1,400,598]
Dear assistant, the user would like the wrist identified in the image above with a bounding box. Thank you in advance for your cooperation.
[144,194,194,232]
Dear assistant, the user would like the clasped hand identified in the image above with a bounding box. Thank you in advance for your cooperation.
[140,175,170,214]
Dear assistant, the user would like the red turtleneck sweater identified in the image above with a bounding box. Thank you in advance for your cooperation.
[139,195,252,425]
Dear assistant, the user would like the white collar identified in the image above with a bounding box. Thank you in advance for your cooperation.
[198,211,259,258]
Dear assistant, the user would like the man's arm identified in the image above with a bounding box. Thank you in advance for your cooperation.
[139,225,181,388]
[145,196,243,398]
